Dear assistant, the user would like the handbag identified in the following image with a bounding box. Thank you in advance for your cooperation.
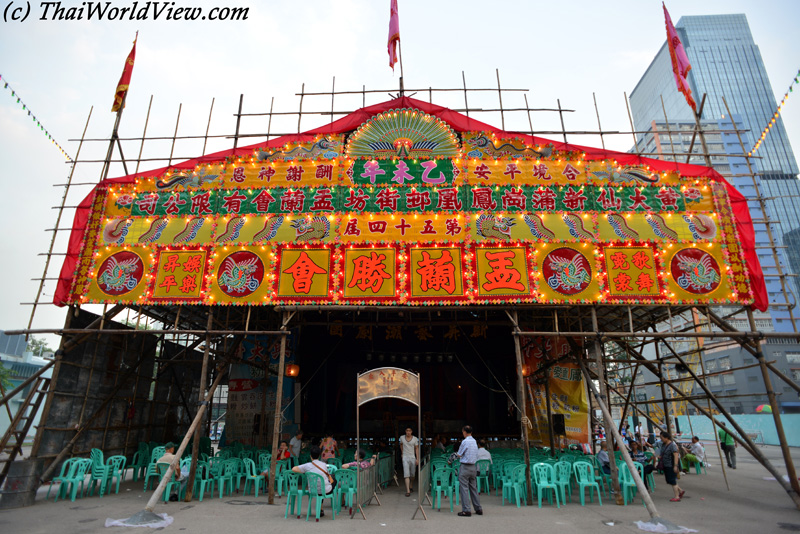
[311,461,337,492]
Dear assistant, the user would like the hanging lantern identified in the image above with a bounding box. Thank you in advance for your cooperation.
[521,364,532,377]
[285,364,300,377]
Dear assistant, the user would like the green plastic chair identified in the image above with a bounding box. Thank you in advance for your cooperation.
[257,453,271,473]
[105,455,127,495]
[242,458,265,497]
[572,461,602,506]
[431,468,454,512]
[326,457,342,469]
[554,461,573,503]
[88,449,111,497]
[156,463,183,502]
[47,458,77,500]
[56,458,92,503]
[334,468,357,514]
[218,460,237,498]
[131,443,149,481]
[284,471,306,518]
[229,457,246,491]
[618,463,639,505]
[532,463,560,508]
[304,472,336,522]
[476,459,491,494]
[194,462,215,501]
[492,459,506,495]
[274,460,289,496]
[501,464,527,507]
[143,446,167,490]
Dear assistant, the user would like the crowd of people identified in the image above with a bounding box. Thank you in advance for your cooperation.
[159,420,725,507]
[594,423,710,503]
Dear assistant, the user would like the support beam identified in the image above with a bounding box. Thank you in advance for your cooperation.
[590,308,622,504]
[184,309,213,501]
[145,366,226,512]
[577,355,661,518]
[620,340,800,507]
[747,309,800,501]
[508,310,534,505]
[268,311,294,504]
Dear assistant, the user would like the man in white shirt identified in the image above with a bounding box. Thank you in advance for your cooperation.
[681,436,705,472]
[292,445,333,515]
[476,439,492,474]
[596,441,611,474]
[289,430,303,459]
[157,442,189,501]
[400,426,419,497]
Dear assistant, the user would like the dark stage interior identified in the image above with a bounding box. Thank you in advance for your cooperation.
[292,321,521,441]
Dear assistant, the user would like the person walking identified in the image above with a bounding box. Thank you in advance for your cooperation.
[400,426,419,497]
[455,425,483,517]
[659,432,685,502]
[718,422,737,469]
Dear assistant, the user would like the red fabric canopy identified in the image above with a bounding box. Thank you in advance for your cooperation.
[54,96,767,311]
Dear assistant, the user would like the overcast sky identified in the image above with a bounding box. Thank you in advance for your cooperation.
[1,0,798,346]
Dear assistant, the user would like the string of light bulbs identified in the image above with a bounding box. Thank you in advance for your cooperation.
[0,73,72,162]
[749,68,800,157]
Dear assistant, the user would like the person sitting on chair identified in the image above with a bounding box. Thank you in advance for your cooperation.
[292,445,333,516]
[630,441,655,490]
[680,436,705,473]
[157,442,189,501]
[596,441,611,475]
[343,449,377,469]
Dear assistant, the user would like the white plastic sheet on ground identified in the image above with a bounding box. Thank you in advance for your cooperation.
[635,520,698,533]
[105,513,173,529]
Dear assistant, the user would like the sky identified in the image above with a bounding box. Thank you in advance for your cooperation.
[0,0,798,347]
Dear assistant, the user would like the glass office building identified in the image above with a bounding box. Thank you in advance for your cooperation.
[630,14,800,332]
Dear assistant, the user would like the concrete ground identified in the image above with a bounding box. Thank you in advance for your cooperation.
[2,446,800,533]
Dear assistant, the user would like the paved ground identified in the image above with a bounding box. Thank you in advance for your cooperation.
[2,446,800,533]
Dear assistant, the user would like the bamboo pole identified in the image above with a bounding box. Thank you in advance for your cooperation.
[622,341,800,506]
[267,311,294,504]
[577,356,661,518]
[508,310,534,505]
[590,308,622,504]
[747,309,800,500]
[144,366,226,512]
[692,308,730,491]
[184,309,213,501]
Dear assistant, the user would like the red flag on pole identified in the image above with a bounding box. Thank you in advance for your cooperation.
[663,3,696,111]
[388,0,400,70]
[111,35,137,112]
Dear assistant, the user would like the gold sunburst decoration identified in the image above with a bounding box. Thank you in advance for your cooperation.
[346,108,461,159]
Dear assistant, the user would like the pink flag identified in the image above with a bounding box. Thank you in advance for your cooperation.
[388,0,400,70]
[663,3,696,111]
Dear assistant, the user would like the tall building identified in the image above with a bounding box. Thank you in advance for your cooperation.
[630,13,800,332]
[627,14,800,415]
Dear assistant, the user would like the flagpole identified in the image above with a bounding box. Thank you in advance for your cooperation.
[398,38,405,97]
[101,92,127,180]
[102,31,137,180]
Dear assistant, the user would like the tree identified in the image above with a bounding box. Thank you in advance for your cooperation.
[0,361,12,391]
[26,336,54,356]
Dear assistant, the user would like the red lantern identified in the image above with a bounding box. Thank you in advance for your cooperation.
[285,364,300,378]
[521,364,532,377]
